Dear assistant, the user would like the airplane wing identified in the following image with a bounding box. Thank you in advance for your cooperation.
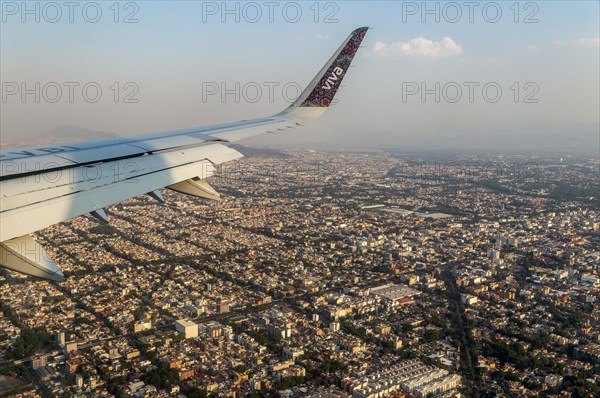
[0,27,369,280]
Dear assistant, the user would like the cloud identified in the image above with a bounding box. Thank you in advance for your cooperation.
[316,34,331,41]
[554,37,600,48]
[528,44,541,52]
[293,36,305,42]
[373,37,463,58]
[572,37,599,47]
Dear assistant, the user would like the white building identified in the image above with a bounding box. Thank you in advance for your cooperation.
[545,374,563,387]
[348,359,461,398]
[175,319,198,339]
[461,294,478,306]
[330,322,340,332]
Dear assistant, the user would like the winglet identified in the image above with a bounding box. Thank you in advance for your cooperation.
[280,27,368,122]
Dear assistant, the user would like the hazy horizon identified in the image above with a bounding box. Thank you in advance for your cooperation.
[1,1,599,154]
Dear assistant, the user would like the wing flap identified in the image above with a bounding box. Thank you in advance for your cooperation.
[168,179,220,201]
[0,235,63,281]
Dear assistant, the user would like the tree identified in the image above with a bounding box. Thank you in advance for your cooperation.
[424,329,443,342]
[6,328,53,359]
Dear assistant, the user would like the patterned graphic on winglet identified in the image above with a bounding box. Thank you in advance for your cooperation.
[297,27,369,108]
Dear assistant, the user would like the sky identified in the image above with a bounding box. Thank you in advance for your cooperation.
[1,1,599,153]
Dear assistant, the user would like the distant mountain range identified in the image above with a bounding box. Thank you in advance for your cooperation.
[1,125,116,148]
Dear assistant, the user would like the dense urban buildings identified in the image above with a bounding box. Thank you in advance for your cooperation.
[0,148,598,397]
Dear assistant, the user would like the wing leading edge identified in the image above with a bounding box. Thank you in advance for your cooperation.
[0,27,369,280]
